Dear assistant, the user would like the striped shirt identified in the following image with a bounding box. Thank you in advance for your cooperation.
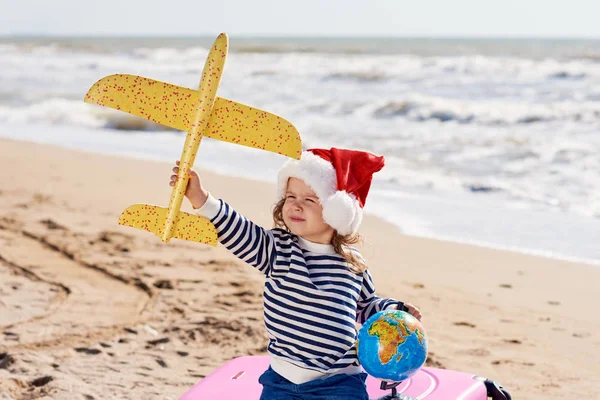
[196,194,399,381]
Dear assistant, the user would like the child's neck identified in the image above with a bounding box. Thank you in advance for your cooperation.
[297,228,334,247]
[296,236,336,254]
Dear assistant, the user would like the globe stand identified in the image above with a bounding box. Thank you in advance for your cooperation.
[376,381,417,400]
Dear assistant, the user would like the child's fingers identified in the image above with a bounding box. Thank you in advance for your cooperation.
[173,162,198,178]
[407,303,419,311]
[176,160,180,165]
[411,309,422,321]
[405,304,422,321]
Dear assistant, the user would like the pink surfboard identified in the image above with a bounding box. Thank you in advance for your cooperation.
[179,356,511,399]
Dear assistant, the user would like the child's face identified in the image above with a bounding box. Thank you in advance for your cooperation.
[282,178,335,244]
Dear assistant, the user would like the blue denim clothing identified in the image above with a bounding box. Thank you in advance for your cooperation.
[258,366,369,400]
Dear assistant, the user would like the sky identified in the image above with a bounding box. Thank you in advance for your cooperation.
[1,0,598,38]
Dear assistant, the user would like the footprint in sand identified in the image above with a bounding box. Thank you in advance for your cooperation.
[3,331,19,341]
[465,348,491,357]
[453,321,476,328]
[147,337,170,346]
[491,360,534,366]
[233,290,255,297]
[31,376,54,387]
[0,352,16,369]
[40,219,66,230]
[155,358,168,368]
[425,352,446,368]
[0,221,149,350]
[572,332,590,338]
[74,347,102,355]
[153,279,174,289]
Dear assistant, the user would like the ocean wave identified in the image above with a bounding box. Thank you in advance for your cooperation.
[323,71,389,82]
[4,94,600,133]
[131,46,209,62]
[371,97,600,125]
[372,101,415,117]
[234,44,324,54]
[18,100,595,130]
[3,39,600,86]
[464,184,503,193]
[0,98,177,132]
[103,115,177,132]
[549,71,587,80]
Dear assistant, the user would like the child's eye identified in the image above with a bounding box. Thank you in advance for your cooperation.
[306,198,316,203]
[286,195,296,199]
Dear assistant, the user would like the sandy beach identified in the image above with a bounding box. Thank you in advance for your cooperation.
[0,138,598,400]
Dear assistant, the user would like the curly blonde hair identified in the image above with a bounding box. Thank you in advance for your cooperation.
[272,198,367,274]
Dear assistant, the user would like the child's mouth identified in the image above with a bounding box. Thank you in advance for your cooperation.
[290,217,305,222]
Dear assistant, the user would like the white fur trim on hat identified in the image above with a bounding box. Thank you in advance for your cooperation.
[277,152,363,235]
[278,151,337,201]
[322,191,363,235]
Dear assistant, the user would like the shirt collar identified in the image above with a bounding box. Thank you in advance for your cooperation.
[296,235,337,255]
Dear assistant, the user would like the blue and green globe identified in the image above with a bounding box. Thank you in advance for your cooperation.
[357,310,428,382]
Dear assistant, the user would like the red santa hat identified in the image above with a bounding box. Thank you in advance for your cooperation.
[277,148,385,235]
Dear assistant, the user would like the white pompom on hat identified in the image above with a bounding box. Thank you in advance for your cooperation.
[277,148,385,235]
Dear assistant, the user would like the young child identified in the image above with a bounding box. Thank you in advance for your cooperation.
[170,147,421,400]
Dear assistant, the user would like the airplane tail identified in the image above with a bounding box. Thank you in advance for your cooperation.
[118,204,218,245]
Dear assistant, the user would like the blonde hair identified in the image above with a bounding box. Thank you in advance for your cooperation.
[272,198,367,274]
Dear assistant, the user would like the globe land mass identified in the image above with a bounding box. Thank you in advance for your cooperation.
[366,314,426,364]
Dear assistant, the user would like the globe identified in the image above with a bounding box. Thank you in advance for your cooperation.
[357,310,428,382]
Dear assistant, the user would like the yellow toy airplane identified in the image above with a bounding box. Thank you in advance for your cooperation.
[84,33,302,245]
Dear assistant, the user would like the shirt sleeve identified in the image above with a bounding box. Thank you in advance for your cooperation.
[196,193,275,276]
[355,268,401,324]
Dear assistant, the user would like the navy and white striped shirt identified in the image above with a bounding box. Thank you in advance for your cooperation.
[197,194,399,375]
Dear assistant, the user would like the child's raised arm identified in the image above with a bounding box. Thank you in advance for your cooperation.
[198,195,275,275]
[170,162,275,275]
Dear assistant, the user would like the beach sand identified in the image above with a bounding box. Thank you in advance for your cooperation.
[0,138,598,400]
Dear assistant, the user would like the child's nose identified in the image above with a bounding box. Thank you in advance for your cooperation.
[290,200,301,210]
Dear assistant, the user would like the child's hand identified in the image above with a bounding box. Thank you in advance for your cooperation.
[169,161,208,209]
[403,303,422,321]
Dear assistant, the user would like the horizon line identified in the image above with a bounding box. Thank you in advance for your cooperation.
[2,33,600,40]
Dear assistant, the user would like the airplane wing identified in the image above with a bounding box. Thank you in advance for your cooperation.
[85,74,301,159]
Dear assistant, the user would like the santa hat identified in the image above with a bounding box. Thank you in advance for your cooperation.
[277,148,385,235]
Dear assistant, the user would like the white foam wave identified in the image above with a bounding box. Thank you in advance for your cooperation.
[7,94,600,131]
[0,99,171,131]
[1,122,598,265]
[370,96,600,125]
